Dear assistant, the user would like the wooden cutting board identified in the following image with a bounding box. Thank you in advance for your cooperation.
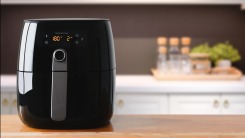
[1,115,245,138]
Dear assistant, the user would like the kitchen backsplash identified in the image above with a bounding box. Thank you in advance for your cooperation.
[1,5,245,74]
[115,38,244,74]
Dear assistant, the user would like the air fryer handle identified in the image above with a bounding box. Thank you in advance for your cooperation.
[51,49,67,121]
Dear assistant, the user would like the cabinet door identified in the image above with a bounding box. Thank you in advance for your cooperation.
[115,93,168,114]
[169,94,220,114]
[221,94,245,115]
[10,93,18,114]
[1,93,11,114]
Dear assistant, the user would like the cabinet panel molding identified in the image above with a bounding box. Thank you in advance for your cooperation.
[221,94,245,114]
[115,93,168,114]
[169,94,221,114]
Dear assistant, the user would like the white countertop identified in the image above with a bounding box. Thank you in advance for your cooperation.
[116,75,245,93]
[1,75,245,93]
[1,75,17,92]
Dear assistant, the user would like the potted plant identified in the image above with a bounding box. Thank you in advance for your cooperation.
[211,42,241,68]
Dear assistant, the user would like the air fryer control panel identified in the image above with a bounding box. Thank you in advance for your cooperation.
[18,20,114,73]
[41,32,87,47]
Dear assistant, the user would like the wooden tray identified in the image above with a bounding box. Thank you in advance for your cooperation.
[151,68,243,81]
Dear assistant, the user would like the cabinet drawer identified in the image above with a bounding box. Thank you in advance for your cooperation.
[169,94,220,114]
[115,93,168,114]
[1,92,18,114]
[221,94,245,115]
[1,93,11,114]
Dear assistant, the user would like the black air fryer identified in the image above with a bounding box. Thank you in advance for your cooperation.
[17,18,116,128]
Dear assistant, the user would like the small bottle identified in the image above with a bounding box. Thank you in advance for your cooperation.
[181,37,192,74]
[168,37,181,74]
[157,37,168,75]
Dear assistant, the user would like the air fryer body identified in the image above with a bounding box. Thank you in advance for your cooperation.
[17,19,116,128]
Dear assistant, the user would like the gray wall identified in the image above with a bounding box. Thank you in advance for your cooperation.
[1,5,245,74]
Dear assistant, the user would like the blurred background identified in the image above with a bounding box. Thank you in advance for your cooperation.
[1,0,245,115]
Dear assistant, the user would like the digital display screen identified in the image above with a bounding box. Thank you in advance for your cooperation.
[43,32,86,47]
[52,35,73,42]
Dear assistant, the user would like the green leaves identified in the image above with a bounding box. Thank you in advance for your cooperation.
[212,41,241,63]
[191,43,212,54]
[191,41,241,63]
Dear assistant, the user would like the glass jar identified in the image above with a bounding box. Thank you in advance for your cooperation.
[190,53,211,74]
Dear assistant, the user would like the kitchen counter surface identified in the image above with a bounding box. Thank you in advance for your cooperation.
[1,115,245,138]
[116,75,245,93]
[2,75,245,93]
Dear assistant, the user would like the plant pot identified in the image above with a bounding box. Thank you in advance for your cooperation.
[217,59,231,68]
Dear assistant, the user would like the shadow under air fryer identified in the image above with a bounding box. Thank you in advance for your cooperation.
[17,18,116,129]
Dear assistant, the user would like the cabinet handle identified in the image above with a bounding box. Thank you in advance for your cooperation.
[223,100,229,108]
[12,99,17,106]
[117,99,124,108]
[213,100,219,108]
[2,99,9,106]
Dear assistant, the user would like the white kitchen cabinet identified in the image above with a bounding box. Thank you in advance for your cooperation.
[114,93,245,115]
[2,75,245,115]
[169,94,245,115]
[169,94,221,114]
[1,92,17,114]
[1,93,11,114]
[10,93,18,114]
[115,93,168,114]
[221,94,245,114]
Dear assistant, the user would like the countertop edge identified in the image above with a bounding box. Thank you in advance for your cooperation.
[2,75,245,93]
